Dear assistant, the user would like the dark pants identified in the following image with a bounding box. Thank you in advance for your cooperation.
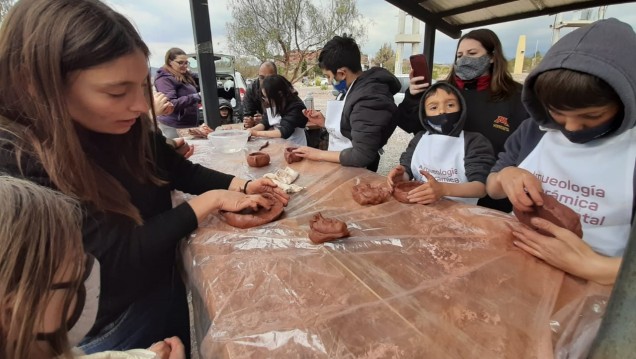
[79,274,191,357]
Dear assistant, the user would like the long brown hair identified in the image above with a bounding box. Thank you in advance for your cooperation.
[162,47,197,86]
[0,0,163,223]
[0,176,84,359]
[446,28,519,101]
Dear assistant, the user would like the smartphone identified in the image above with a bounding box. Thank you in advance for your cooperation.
[410,54,430,84]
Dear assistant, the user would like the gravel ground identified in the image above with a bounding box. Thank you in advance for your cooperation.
[296,85,412,176]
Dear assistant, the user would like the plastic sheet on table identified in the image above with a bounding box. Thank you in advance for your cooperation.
[179,139,611,358]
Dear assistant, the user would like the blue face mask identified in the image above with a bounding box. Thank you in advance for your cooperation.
[332,75,347,93]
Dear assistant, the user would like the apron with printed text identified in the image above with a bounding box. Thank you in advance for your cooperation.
[518,128,636,256]
[411,132,477,205]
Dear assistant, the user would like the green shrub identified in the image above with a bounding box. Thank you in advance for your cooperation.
[314,77,321,86]
[320,84,328,90]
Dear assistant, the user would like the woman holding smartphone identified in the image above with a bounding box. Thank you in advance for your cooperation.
[394,28,527,212]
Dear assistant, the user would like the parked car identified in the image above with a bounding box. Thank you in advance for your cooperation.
[320,77,329,86]
[187,53,246,123]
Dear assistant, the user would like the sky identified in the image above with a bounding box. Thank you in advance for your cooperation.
[106,0,636,68]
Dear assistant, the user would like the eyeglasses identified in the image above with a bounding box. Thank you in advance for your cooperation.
[174,60,189,66]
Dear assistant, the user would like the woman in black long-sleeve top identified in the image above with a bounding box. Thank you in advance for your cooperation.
[247,74,308,146]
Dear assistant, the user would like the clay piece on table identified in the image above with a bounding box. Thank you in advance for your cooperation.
[284,147,303,164]
[351,182,392,205]
[513,192,583,237]
[392,181,423,204]
[246,152,270,167]
[308,212,350,244]
[221,193,285,229]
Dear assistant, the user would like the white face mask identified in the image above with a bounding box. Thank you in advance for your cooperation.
[36,256,101,348]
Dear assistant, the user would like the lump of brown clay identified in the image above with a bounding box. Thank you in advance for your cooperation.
[221,193,284,229]
[392,181,423,204]
[308,212,350,244]
[246,152,270,167]
[513,193,583,237]
[351,182,392,205]
[284,147,303,164]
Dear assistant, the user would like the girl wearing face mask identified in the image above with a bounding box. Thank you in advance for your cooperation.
[395,29,527,213]
[248,75,308,146]
[387,83,495,205]
[0,176,185,359]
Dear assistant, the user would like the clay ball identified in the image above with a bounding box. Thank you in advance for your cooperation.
[221,193,285,229]
[308,212,350,244]
[351,182,392,205]
[392,181,423,204]
[284,147,303,164]
[246,152,270,167]
[513,193,583,237]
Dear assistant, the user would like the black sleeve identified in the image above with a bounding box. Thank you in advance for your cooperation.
[491,118,544,173]
[463,132,496,183]
[394,89,425,134]
[399,130,426,179]
[243,82,261,117]
[278,98,308,139]
[340,85,398,168]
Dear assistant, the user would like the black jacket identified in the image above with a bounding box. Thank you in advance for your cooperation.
[262,94,307,139]
[243,80,267,121]
[0,130,234,336]
[398,82,495,183]
[339,67,400,171]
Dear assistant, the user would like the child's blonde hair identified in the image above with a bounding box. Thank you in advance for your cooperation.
[0,176,84,359]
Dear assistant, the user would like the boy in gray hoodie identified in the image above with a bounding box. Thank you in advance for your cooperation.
[487,18,636,285]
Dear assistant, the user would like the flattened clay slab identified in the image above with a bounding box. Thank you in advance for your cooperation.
[308,212,350,244]
[351,182,392,205]
[284,147,303,164]
[513,193,583,237]
[393,181,423,204]
[221,193,284,229]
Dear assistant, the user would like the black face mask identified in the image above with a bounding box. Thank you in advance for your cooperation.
[559,112,623,144]
[426,112,462,134]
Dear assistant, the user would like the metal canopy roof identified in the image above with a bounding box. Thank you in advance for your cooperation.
[384,0,635,39]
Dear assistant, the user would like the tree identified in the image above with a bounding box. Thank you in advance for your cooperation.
[374,43,395,73]
[226,0,365,83]
[0,0,16,23]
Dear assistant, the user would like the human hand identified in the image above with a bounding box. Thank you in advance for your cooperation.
[302,109,325,127]
[292,146,323,161]
[148,340,171,359]
[511,217,615,283]
[246,178,290,206]
[387,165,409,187]
[153,92,174,116]
[172,138,194,158]
[497,167,543,212]
[148,337,186,359]
[407,70,430,96]
[243,116,255,128]
[215,191,274,213]
[408,171,445,204]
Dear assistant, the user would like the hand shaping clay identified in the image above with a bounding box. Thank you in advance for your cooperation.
[513,193,583,237]
[351,182,392,205]
[284,147,303,164]
[392,181,423,204]
[246,152,270,167]
[221,193,285,229]
[308,212,350,244]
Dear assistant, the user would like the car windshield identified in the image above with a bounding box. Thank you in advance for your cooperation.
[186,53,234,74]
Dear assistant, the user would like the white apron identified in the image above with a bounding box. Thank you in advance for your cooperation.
[325,85,354,151]
[518,128,636,256]
[266,107,307,146]
[411,132,477,205]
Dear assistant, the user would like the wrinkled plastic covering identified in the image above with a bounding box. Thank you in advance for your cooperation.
[179,138,612,358]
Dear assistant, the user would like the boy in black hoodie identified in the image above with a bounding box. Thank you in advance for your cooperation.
[388,82,495,205]
[292,35,400,172]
